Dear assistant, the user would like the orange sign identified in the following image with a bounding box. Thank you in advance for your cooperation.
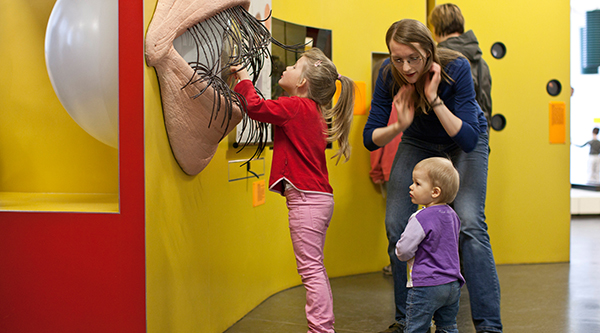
[253,180,266,207]
[549,101,566,144]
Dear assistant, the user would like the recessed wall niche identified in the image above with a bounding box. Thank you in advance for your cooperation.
[0,1,119,213]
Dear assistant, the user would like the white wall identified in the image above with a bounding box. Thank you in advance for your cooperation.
[571,0,600,185]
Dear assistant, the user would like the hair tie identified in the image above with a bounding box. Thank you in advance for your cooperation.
[337,74,342,80]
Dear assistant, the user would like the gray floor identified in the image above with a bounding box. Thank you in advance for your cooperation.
[225,215,600,333]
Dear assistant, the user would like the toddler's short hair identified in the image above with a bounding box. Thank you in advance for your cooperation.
[414,157,460,204]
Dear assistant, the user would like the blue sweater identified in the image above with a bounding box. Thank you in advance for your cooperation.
[363,57,487,153]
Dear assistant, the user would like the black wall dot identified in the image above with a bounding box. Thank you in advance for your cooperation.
[546,79,562,96]
[491,42,506,59]
[491,114,506,131]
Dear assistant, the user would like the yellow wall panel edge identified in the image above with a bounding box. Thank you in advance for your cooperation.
[449,0,571,264]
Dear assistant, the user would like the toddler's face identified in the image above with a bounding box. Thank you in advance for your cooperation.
[409,168,436,207]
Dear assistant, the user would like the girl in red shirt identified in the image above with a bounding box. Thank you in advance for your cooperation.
[231,47,354,333]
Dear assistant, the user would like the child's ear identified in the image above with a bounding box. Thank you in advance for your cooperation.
[297,77,307,88]
[431,187,441,199]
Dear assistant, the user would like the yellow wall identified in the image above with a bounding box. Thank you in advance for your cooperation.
[0,1,118,196]
[447,0,571,264]
[145,0,571,332]
[144,0,423,332]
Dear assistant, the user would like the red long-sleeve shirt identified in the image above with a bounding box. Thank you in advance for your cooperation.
[234,79,333,195]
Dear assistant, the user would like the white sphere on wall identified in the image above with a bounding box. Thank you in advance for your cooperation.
[45,0,119,148]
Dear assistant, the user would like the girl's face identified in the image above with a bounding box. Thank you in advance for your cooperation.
[389,40,428,84]
[409,167,437,207]
[278,56,307,95]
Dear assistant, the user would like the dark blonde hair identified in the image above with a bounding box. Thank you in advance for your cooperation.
[414,157,460,204]
[384,19,463,115]
[300,47,355,163]
[429,3,465,37]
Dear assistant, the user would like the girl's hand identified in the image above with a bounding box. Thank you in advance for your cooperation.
[424,62,441,103]
[230,64,251,82]
[393,84,415,131]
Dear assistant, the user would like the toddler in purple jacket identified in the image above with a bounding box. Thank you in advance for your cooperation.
[396,157,465,333]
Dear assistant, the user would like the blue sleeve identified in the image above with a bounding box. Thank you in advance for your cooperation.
[441,58,484,152]
[363,59,394,151]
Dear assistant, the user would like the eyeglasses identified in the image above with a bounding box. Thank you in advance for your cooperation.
[393,55,423,67]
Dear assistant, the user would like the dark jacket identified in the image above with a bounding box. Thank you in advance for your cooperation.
[439,30,492,132]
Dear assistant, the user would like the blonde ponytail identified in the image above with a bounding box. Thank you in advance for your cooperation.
[324,75,354,163]
[301,48,355,164]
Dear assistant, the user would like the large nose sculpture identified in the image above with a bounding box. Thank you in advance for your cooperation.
[146,0,264,175]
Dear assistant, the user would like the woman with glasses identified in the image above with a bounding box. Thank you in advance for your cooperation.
[363,19,502,333]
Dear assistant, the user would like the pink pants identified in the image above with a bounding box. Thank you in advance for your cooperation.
[285,187,335,333]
